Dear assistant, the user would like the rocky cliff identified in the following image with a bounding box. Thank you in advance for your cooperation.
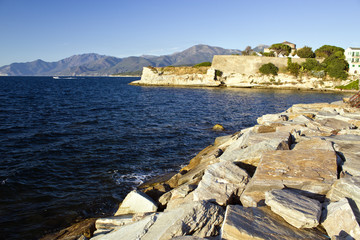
[130,66,221,87]
[132,56,356,91]
[70,100,360,240]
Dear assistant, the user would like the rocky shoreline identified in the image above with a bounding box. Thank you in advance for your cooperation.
[130,66,358,94]
[43,99,360,239]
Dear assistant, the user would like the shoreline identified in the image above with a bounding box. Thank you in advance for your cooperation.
[130,81,358,93]
[43,98,360,240]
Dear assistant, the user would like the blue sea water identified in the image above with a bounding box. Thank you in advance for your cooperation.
[0,76,350,239]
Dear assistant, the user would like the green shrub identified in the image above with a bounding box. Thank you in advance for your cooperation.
[323,55,349,80]
[262,52,275,57]
[335,80,359,90]
[311,70,326,78]
[297,46,315,58]
[259,63,279,75]
[215,70,223,77]
[193,62,212,67]
[287,58,301,77]
[288,62,301,76]
[301,58,323,71]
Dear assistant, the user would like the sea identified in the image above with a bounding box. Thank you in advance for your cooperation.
[0,76,350,239]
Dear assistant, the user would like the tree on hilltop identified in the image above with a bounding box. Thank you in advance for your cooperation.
[242,46,253,56]
[269,43,292,56]
[297,46,315,58]
[315,45,344,58]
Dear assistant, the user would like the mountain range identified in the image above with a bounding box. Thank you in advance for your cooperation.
[0,44,268,76]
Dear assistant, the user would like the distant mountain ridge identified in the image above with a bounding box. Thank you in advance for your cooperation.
[0,44,265,76]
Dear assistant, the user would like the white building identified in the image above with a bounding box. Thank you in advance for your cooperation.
[345,47,360,74]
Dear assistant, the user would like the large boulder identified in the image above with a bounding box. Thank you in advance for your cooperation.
[240,149,338,207]
[324,134,360,176]
[322,198,360,240]
[114,190,158,216]
[220,130,292,166]
[92,213,158,240]
[221,205,328,240]
[142,201,224,240]
[265,189,322,228]
[192,161,249,206]
[326,176,360,222]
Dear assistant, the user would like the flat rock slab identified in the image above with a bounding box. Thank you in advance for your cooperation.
[220,130,291,166]
[93,213,157,240]
[324,134,360,176]
[326,176,360,222]
[221,205,328,240]
[240,149,338,207]
[265,189,322,228]
[322,198,360,240]
[115,190,158,216]
[292,137,334,151]
[192,161,248,206]
[142,201,224,240]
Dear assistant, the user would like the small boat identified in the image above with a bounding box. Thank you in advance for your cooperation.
[53,76,60,79]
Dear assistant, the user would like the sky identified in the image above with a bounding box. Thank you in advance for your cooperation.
[0,0,359,66]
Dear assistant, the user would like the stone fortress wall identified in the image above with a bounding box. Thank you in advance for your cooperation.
[211,55,306,75]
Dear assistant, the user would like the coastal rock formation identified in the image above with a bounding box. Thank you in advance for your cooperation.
[130,55,355,91]
[94,201,223,240]
[130,67,220,87]
[220,129,292,166]
[322,198,360,239]
[240,149,338,207]
[114,190,158,216]
[326,176,360,221]
[192,161,249,206]
[265,189,322,228]
[84,100,360,240]
[325,134,360,176]
[221,205,327,240]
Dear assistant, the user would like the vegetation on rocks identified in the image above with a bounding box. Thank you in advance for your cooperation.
[150,66,210,75]
[259,63,279,75]
[287,58,301,77]
[335,79,359,90]
[193,62,212,67]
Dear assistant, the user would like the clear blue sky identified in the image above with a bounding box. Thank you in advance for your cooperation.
[0,0,359,66]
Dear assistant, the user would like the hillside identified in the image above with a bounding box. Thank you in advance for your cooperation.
[0,44,246,76]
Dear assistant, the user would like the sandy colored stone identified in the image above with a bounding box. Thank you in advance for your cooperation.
[192,161,248,206]
[114,190,158,216]
[221,205,327,240]
[212,124,225,131]
[322,198,360,240]
[159,178,198,207]
[40,218,96,240]
[292,137,334,151]
[257,113,288,125]
[220,130,291,166]
[265,189,322,228]
[324,134,360,176]
[142,201,224,240]
[240,149,338,207]
[253,124,276,133]
[92,213,158,240]
[326,176,360,222]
